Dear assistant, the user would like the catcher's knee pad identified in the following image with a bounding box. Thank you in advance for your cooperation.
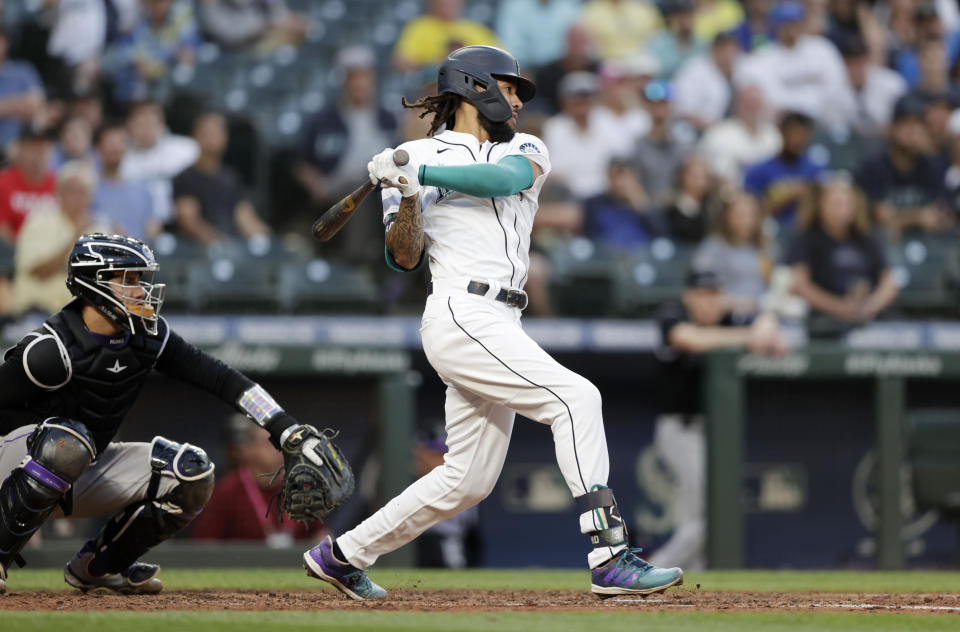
[148,436,215,515]
[575,486,628,551]
[84,438,214,576]
[0,419,96,568]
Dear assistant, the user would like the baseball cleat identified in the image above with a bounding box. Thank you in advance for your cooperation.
[0,562,7,594]
[64,540,163,595]
[303,535,387,600]
[591,548,683,598]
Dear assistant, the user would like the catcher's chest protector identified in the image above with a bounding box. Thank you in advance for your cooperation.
[26,309,165,453]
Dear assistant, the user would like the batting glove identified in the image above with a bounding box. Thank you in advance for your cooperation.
[368,148,420,197]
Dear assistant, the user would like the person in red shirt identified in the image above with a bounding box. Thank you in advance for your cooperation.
[191,416,326,546]
[0,125,56,242]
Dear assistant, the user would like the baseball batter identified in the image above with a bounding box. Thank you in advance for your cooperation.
[304,46,684,600]
[0,234,351,595]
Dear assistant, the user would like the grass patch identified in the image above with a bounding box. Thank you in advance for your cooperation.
[4,610,958,632]
[7,568,960,593]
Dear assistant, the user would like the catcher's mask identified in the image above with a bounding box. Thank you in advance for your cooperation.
[438,45,536,123]
[67,233,166,335]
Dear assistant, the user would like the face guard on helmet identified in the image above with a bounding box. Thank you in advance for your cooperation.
[66,234,166,335]
[438,45,536,123]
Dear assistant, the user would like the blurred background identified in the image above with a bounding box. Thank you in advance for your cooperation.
[3,0,960,571]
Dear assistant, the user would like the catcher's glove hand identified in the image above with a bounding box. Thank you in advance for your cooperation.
[268,424,355,523]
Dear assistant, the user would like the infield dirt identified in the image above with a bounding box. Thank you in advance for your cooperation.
[2,589,959,614]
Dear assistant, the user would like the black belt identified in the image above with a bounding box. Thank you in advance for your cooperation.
[429,281,528,310]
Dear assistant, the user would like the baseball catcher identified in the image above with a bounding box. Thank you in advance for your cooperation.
[0,233,353,594]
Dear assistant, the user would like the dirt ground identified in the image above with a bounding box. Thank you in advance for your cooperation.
[2,589,960,614]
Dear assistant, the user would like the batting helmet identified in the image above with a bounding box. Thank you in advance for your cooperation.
[67,234,166,335]
[438,46,536,123]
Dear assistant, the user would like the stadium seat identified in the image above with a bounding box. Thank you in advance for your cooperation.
[614,239,692,316]
[187,257,280,313]
[277,259,381,313]
[547,238,620,316]
[906,409,960,561]
[890,237,952,315]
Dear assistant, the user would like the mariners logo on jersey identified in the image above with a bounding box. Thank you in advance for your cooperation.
[436,187,453,202]
[519,142,540,154]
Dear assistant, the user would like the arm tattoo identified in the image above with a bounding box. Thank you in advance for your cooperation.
[386,195,424,269]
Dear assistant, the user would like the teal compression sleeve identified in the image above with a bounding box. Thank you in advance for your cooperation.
[418,154,534,198]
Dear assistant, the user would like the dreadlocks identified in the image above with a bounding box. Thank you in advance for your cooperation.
[401,91,517,143]
[401,93,460,137]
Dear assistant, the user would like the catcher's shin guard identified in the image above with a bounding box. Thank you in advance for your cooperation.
[84,437,213,576]
[0,420,95,570]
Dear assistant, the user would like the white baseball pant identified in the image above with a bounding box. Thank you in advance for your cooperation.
[338,291,617,568]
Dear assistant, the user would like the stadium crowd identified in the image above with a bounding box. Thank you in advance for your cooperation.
[0,0,958,333]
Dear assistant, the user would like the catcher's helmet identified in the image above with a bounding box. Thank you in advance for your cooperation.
[66,234,166,335]
[438,46,536,123]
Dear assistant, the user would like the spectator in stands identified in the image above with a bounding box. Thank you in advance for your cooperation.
[912,37,951,98]
[122,99,199,228]
[732,0,774,51]
[67,88,105,132]
[825,0,886,62]
[543,71,632,199]
[672,31,741,131]
[663,154,723,243]
[583,158,663,249]
[943,110,960,217]
[651,268,785,571]
[598,54,658,145]
[93,122,158,241]
[787,176,898,327]
[923,91,955,162]
[495,0,581,68]
[296,47,398,210]
[0,125,57,243]
[173,111,270,245]
[0,27,45,158]
[192,416,324,544]
[393,0,500,72]
[857,95,950,238]
[735,1,847,121]
[103,0,200,103]
[45,0,106,98]
[581,0,663,61]
[198,0,309,53]
[693,0,744,43]
[632,80,693,207]
[744,110,822,230]
[646,0,706,79]
[534,23,601,115]
[698,84,781,185]
[52,115,95,168]
[890,3,946,90]
[13,161,107,315]
[693,191,770,315]
[823,35,907,138]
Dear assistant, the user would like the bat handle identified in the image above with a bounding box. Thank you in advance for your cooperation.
[393,149,409,166]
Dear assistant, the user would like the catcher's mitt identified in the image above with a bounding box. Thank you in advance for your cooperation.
[268,424,355,523]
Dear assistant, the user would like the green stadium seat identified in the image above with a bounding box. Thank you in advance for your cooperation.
[278,259,381,313]
[187,258,280,313]
[546,238,620,317]
[906,408,960,560]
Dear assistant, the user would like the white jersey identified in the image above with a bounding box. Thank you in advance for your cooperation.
[381,129,551,291]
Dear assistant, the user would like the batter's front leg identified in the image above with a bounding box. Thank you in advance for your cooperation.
[303,384,514,600]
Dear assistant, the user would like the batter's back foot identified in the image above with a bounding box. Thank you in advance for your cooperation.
[591,548,683,598]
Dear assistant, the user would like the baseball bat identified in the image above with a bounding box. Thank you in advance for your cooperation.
[311,149,410,242]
